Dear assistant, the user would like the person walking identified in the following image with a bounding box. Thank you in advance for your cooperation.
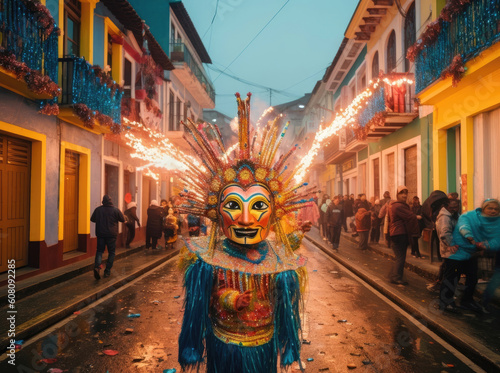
[387,186,420,286]
[146,200,164,250]
[370,199,382,243]
[355,207,372,251]
[326,196,344,251]
[90,195,125,279]
[124,201,140,248]
[426,199,460,293]
[439,199,500,313]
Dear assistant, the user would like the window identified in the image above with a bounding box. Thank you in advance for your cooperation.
[123,58,132,98]
[404,2,416,72]
[107,34,113,71]
[386,30,397,73]
[372,51,379,79]
[64,0,81,56]
[176,100,181,130]
[168,90,175,131]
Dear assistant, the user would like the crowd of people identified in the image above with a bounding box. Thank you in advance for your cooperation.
[89,189,499,314]
[309,188,500,314]
[89,195,208,279]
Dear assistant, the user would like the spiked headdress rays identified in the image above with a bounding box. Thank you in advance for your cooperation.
[179,93,316,252]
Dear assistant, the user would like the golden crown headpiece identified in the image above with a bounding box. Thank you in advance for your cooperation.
[178,93,316,222]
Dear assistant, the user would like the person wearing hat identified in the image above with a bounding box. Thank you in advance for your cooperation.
[387,186,420,285]
[91,195,125,279]
[124,201,140,248]
[146,200,164,250]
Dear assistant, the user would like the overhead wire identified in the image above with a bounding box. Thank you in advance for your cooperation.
[212,0,292,83]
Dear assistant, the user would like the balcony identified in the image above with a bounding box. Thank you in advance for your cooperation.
[415,0,500,93]
[170,42,215,108]
[324,133,355,164]
[58,57,123,134]
[0,0,59,100]
[360,73,417,141]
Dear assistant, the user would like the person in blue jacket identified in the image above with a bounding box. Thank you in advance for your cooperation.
[439,199,500,313]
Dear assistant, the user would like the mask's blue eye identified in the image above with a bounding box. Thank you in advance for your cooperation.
[224,201,241,210]
[252,201,268,210]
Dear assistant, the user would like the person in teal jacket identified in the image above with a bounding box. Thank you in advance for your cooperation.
[439,199,500,313]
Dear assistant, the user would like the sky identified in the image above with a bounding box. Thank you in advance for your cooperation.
[182,0,359,119]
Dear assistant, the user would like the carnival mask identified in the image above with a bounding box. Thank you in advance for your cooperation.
[219,183,273,245]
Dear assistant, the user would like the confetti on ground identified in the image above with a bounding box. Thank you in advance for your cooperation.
[39,359,57,364]
[103,350,119,356]
[127,313,141,318]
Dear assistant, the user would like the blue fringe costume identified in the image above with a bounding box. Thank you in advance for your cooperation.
[178,236,306,372]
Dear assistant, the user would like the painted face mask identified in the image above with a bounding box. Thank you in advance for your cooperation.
[219,183,273,245]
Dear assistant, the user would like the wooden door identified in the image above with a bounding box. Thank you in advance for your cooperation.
[141,177,151,224]
[373,158,380,200]
[63,150,79,253]
[404,145,418,200]
[0,135,31,271]
[387,153,395,197]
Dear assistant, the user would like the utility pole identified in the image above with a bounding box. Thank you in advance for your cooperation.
[269,89,272,106]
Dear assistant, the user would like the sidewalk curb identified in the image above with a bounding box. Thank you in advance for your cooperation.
[0,246,145,308]
[0,248,179,352]
[305,234,500,372]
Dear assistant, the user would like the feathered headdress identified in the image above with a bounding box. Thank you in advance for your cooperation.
[179,93,316,253]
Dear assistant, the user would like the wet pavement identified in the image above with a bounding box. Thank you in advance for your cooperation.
[0,245,179,352]
[306,227,500,371]
[0,235,489,372]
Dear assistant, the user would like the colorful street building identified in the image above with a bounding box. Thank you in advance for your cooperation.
[0,0,214,276]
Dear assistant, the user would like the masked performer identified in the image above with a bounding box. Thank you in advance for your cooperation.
[178,93,314,372]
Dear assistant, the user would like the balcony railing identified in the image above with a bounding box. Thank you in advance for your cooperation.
[415,0,500,93]
[0,0,58,82]
[59,57,123,125]
[358,74,414,126]
[170,42,215,103]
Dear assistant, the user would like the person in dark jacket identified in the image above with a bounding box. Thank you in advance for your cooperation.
[326,196,344,251]
[124,201,140,248]
[370,199,382,243]
[354,193,371,213]
[91,195,125,279]
[342,195,351,232]
[387,186,420,285]
[146,200,164,250]
[355,207,372,251]
[410,196,424,258]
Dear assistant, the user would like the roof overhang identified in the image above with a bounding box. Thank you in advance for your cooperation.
[345,0,394,41]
